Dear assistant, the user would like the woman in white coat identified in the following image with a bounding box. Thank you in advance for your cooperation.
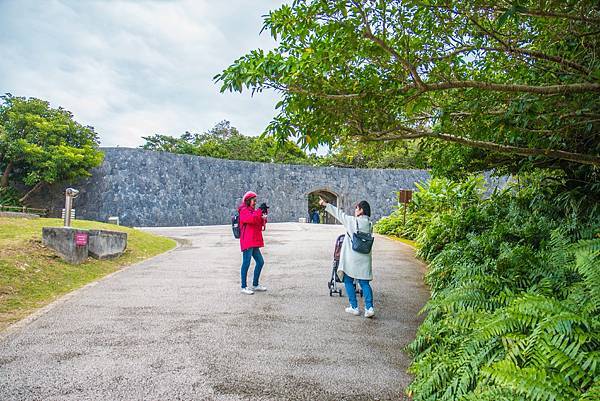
[319,197,374,318]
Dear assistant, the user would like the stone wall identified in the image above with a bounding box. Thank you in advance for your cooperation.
[30,147,431,227]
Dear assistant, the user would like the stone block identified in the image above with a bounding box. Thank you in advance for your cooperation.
[88,229,127,259]
[42,227,89,264]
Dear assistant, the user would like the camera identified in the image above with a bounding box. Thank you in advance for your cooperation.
[258,202,270,215]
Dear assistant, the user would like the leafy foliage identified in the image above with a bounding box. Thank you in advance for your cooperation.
[0,94,103,203]
[379,175,600,400]
[141,120,317,165]
[316,137,428,169]
[141,120,427,168]
[0,186,21,207]
[217,0,600,186]
[375,176,485,244]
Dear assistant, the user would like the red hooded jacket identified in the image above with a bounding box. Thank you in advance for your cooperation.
[238,204,265,251]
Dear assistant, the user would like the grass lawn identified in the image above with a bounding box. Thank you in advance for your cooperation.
[385,235,417,248]
[386,235,417,249]
[0,217,176,331]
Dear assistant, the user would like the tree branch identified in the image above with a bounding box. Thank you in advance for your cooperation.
[559,112,600,120]
[353,123,428,140]
[358,127,600,166]
[487,6,600,24]
[19,181,45,204]
[275,78,599,103]
[363,31,427,90]
[286,85,363,99]
[466,14,511,49]
[425,46,591,76]
[265,83,363,99]
[462,13,595,80]
[1,160,13,188]
[351,0,427,90]
[426,81,600,95]
[424,3,600,24]
[575,28,600,38]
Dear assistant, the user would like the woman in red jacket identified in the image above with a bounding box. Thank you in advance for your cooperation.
[239,191,267,295]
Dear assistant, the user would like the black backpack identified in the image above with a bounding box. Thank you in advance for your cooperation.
[232,212,241,239]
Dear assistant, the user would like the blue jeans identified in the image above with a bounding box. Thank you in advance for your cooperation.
[241,247,264,288]
[343,274,373,310]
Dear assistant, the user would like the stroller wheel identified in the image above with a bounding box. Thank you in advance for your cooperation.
[329,289,333,297]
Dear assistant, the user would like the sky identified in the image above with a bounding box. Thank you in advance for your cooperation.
[0,0,287,147]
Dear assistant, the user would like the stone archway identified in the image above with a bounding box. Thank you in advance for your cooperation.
[307,189,338,224]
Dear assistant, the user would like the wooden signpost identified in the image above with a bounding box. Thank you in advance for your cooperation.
[398,189,413,225]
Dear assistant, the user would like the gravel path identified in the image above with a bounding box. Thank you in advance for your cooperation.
[0,223,428,401]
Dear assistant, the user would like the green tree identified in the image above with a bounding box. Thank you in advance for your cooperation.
[216,0,600,187]
[318,138,428,168]
[141,120,314,165]
[0,94,104,203]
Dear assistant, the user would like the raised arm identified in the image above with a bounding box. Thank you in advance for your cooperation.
[323,202,353,231]
[240,207,264,226]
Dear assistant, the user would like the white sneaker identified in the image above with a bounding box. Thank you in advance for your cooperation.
[241,288,254,295]
[252,285,267,292]
[345,306,360,316]
[364,307,375,318]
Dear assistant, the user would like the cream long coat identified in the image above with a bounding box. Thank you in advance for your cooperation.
[325,203,373,281]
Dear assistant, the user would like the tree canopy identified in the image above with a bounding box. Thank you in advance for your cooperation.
[317,137,428,168]
[0,94,104,203]
[141,120,317,165]
[141,120,427,169]
[216,0,599,187]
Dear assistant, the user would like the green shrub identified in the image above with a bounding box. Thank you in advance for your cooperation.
[374,176,485,242]
[0,186,21,207]
[378,174,600,400]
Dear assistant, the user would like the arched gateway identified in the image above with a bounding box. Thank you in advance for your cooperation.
[307,189,338,224]
[29,148,431,227]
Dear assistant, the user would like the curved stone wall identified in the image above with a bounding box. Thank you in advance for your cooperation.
[33,147,430,227]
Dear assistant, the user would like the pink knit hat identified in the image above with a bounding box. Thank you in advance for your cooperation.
[242,191,257,203]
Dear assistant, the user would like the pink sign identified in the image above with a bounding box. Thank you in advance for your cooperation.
[75,232,88,246]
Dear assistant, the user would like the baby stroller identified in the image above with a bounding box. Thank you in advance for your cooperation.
[328,234,364,298]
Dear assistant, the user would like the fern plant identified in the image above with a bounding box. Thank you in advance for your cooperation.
[479,239,600,401]
[404,174,600,401]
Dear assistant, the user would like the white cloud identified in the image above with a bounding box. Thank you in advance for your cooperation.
[0,0,286,146]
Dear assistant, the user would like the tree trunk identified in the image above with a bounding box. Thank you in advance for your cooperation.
[1,160,13,188]
[19,181,44,204]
